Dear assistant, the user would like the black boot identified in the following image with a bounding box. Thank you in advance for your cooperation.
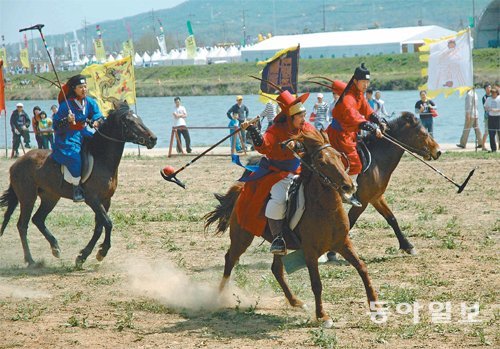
[72,185,85,203]
[268,218,287,255]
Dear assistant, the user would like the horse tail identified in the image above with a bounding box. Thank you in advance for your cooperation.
[0,185,19,236]
[203,183,243,234]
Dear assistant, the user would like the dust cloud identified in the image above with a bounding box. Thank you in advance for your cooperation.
[0,279,51,299]
[124,258,253,312]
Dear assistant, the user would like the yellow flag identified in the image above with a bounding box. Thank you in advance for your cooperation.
[0,48,7,68]
[20,48,30,69]
[81,56,136,116]
[185,35,196,59]
[94,38,106,62]
[122,39,134,57]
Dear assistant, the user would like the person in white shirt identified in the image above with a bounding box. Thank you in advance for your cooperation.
[172,97,192,153]
[374,91,390,117]
[457,89,482,149]
[484,88,500,152]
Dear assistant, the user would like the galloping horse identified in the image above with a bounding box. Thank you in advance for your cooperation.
[0,101,157,267]
[345,112,441,255]
[205,130,379,328]
[244,112,442,255]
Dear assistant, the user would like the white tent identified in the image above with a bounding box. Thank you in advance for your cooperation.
[142,52,151,63]
[115,54,123,60]
[134,52,143,65]
[107,54,115,62]
[241,25,457,61]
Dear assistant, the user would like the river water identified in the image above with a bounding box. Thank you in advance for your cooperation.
[0,91,486,149]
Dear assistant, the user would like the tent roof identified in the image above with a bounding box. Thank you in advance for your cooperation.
[242,25,456,52]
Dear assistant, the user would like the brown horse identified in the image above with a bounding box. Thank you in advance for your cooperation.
[0,101,157,267]
[342,112,441,256]
[205,129,379,328]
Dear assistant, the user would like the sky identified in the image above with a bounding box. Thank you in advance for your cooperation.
[0,0,186,44]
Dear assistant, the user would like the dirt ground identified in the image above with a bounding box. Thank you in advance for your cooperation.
[0,152,498,349]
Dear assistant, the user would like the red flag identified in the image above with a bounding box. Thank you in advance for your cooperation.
[0,59,5,112]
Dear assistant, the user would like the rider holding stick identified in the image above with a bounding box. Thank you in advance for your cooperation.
[52,75,103,202]
[326,64,385,207]
[238,90,315,255]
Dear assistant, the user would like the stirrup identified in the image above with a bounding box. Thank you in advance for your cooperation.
[270,236,287,256]
[342,193,362,207]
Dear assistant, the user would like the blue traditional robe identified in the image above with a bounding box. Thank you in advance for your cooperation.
[52,97,103,177]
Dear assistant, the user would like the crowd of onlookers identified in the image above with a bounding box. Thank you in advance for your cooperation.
[9,102,56,157]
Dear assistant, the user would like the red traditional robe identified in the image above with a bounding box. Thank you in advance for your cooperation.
[326,80,375,175]
[235,121,315,237]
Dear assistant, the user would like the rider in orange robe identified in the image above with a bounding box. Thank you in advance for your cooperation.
[235,90,315,255]
[326,64,385,206]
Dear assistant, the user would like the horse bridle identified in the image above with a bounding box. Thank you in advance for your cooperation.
[94,110,148,146]
[285,141,350,191]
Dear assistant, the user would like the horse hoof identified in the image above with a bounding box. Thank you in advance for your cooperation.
[96,250,104,261]
[322,319,334,329]
[52,246,61,258]
[402,247,417,255]
[75,256,85,269]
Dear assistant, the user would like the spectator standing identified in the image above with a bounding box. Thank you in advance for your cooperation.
[457,89,482,148]
[260,101,277,130]
[9,102,31,156]
[484,87,500,152]
[312,93,329,131]
[228,112,242,152]
[415,90,436,136]
[366,89,381,115]
[374,90,390,117]
[481,84,491,150]
[226,95,249,146]
[172,96,192,153]
[32,106,43,149]
[38,110,54,149]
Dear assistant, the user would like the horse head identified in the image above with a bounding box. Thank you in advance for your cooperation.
[294,129,354,195]
[101,101,157,149]
[387,112,441,160]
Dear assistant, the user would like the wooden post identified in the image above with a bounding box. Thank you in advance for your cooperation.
[168,127,175,158]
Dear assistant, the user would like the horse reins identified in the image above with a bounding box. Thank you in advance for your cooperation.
[287,142,348,191]
[93,110,147,146]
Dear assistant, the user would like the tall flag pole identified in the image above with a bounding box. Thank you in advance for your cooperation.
[185,20,196,59]
[156,19,168,56]
[20,34,30,70]
[418,28,473,98]
[257,45,300,103]
[94,24,106,63]
[0,59,7,157]
[0,35,7,68]
[122,22,134,58]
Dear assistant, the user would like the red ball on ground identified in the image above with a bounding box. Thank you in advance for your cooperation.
[162,165,176,176]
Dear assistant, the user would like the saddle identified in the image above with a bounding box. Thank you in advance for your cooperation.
[61,150,94,184]
[356,136,372,173]
[282,175,306,244]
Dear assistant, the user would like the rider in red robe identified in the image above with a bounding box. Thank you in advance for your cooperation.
[326,64,385,206]
[235,90,315,255]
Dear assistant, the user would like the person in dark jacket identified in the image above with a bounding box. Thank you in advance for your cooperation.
[10,102,31,157]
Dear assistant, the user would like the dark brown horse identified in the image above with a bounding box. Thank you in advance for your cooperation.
[0,101,157,267]
[245,112,441,256]
[205,130,379,328]
[344,112,441,255]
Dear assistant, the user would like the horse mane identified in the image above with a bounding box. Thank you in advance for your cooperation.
[87,101,129,154]
[386,112,421,134]
[294,129,326,149]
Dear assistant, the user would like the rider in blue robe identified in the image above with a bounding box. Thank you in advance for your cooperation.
[52,74,103,202]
